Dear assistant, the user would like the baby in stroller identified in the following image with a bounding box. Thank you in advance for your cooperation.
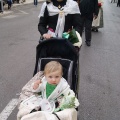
[17,60,79,120]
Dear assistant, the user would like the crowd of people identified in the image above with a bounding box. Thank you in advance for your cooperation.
[3,0,26,10]
[111,0,120,7]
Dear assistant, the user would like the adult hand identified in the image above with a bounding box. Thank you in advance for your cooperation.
[43,33,52,39]
[93,14,98,19]
[33,80,42,90]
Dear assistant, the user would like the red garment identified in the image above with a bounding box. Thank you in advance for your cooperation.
[98,3,102,7]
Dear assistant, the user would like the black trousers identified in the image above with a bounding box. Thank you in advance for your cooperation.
[79,15,92,42]
[7,1,12,9]
[117,0,120,6]
[0,2,2,12]
[34,0,38,5]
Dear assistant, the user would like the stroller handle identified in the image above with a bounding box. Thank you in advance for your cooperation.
[39,36,66,42]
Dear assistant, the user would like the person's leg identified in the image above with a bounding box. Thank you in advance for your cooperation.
[85,18,92,46]
[79,15,85,37]
[34,0,37,6]
[117,0,119,6]
[9,3,11,9]
[118,0,120,6]
[0,2,1,11]
[117,0,120,6]
[7,1,10,9]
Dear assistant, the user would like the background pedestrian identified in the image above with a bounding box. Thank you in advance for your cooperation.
[78,0,99,46]
[34,0,37,6]
[117,0,120,7]
[0,0,4,13]
[7,0,12,9]
[92,0,104,32]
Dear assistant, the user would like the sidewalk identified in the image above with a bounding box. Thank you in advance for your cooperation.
[19,0,44,5]
[0,0,44,16]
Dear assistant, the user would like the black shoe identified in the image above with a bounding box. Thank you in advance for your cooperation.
[95,29,98,32]
[86,41,91,46]
[91,28,95,31]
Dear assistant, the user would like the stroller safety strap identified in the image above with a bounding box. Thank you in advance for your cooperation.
[53,113,61,120]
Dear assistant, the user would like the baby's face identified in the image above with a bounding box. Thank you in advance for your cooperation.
[45,71,62,85]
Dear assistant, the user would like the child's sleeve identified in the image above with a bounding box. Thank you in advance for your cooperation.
[31,82,43,93]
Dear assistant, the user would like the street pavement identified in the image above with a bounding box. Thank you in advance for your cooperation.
[0,2,44,120]
[0,0,120,120]
[79,0,120,120]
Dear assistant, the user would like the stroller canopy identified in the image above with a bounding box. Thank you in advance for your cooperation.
[34,38,78,75]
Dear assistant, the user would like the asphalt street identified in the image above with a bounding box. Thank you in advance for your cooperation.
[0,0,120,120]
[0,3,43,120]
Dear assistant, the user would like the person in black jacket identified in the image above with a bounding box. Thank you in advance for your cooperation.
[79,0,99,46]
[38,0,82,40]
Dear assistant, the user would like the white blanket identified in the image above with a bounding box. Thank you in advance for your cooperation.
[17,71,79,120]
[21,108,77,120]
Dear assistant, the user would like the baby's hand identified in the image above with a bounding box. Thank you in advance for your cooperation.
[93,14,97,20]
[33,80,42,90]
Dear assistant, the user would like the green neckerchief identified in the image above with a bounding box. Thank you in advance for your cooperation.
[46,82,57,98]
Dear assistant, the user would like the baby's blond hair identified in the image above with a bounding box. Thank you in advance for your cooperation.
[44,61,63,75]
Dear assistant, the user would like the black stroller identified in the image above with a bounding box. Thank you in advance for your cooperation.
[33,37,81,95]
[17,37,82,120]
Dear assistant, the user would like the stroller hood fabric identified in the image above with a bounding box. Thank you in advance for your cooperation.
[34,38,78,75]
